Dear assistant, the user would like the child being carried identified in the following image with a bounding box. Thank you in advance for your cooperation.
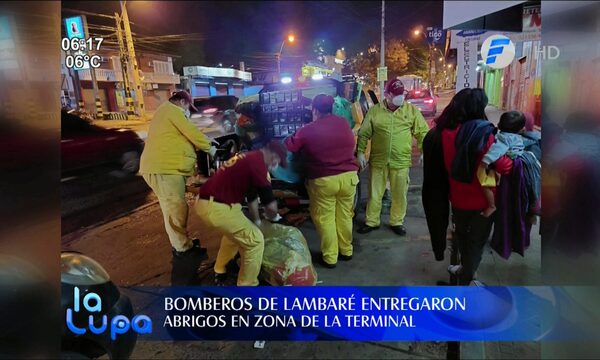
[478,111,526,217]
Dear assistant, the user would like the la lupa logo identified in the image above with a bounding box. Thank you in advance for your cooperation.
[66,287,152,340]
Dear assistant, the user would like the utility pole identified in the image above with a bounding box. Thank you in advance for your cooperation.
[80,15,103,120]
[429,42,435,94]
[90,61,104,119]
[120,0,146,119]
[69,65,84,110]
[380,0,385,99]
[277,40,284,76]
[115,12,135,118]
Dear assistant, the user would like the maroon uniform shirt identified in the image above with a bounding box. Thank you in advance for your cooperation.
[199,150,272,205]
[284,114,359,179]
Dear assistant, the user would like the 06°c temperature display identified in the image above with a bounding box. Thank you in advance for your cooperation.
[64,54,102,69]
[61,37,104,69]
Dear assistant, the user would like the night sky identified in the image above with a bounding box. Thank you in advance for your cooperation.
[62,1,443,71]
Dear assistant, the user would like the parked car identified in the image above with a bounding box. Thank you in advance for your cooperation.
[406,89,437,117]
[61,110,144,174]
[192,95,238,130]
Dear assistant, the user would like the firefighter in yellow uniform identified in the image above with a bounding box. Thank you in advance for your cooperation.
[285,94,360,268]
[356,80,429,235]
[140,91,217,257]
[195,142,288,286]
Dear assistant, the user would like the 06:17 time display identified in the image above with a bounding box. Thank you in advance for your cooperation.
[61,37,104,52]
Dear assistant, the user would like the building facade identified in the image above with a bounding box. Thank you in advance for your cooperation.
[61,49,180,116]
[181,66,252,99]
[447,2,542,127]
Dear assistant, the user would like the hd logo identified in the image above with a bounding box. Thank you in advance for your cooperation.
[480,35,516,69]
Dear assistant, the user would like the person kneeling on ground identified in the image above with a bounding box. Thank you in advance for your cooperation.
[195,141,287,286]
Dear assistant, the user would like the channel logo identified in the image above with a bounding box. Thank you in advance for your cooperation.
[66,286,152,340]
[481,35,515,69]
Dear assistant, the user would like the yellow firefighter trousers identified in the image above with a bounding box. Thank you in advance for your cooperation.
[143,174,192,252]
[195,198,264,286]
[306,171,359,265]
[365,166,410,227]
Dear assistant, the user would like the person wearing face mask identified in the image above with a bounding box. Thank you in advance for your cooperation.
[195,140,287,286]
[356,79,429,236]
[140,91,218,258]
[284,94,360,268]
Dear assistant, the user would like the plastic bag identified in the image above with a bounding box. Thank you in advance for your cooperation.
[259,222,317,286]
[333,95,355,129]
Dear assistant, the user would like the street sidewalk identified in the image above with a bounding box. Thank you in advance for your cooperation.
[63,150,541,359]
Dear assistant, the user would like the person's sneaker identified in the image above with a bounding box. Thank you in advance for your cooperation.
[390,225,407,236]
[469,279,485,287]
[319,257,336,269]
[214,272,228,286]
[357,225,380,234]
[172,239,207,258]
[338,254,353,261]
[447,264,463,275]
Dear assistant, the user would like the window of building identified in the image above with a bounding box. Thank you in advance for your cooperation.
[153,60,173,74]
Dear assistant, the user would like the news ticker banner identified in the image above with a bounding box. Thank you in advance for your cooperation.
[73,286,600,342]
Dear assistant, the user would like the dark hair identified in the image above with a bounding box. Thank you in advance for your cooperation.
[235,101,261,119]
[312,94,334,114]
[169,92,190,103]
[498,111,526,133]
[434,88,488,130]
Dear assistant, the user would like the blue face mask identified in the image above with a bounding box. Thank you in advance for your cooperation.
[184,109,191,119]
[392,95,405,106]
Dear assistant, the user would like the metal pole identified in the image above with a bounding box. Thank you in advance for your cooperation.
[120,0,146,119]
[69,65,84,110]
[115,12,135,117]
[90,64,103,120]
[429,43,435,94]
[277,40,285,76]
[380,0,385,99]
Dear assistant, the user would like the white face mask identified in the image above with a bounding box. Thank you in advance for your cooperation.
[392,95,405,106]
[269,163,279,172]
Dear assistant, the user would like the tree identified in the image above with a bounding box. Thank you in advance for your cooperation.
[406,44,429,77]
[385,39,409,78]
[345,50,378,88]
[313,39,333,62]
[344,38,410,89]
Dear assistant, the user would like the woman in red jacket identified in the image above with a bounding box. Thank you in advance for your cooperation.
[423,88,512,285]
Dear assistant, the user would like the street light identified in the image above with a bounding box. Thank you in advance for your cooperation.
[277,33,296,75]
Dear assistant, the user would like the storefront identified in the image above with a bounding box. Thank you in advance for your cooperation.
[448,2,541,125]
[182,66,252,99]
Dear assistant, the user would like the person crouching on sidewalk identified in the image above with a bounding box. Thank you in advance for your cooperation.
[195,141,287,286]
